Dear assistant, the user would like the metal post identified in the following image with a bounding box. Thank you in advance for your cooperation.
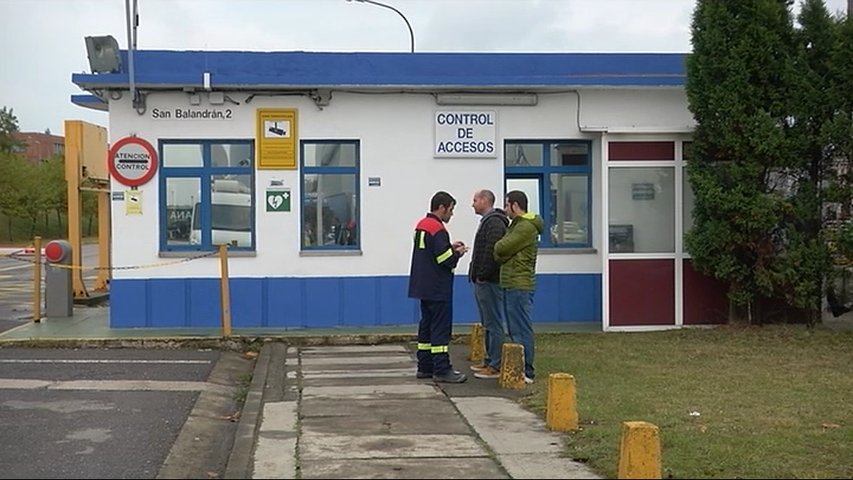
[219,244,232,337]
[44,240,73,318]
[95,189,111,292]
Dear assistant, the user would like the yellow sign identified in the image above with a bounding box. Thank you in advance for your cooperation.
[126,190,142,215]
[257,108,298,169]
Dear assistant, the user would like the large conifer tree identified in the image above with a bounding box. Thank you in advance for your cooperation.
[685,1,799,323]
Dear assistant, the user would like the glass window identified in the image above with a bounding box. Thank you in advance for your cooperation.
[212,143,253,167]
[550,174,589,245]
[301,141,360,249]
[505,140,592,248]
[504,143,543,167]
[608,167,675,253]
[159,140,255,251]
[162,143,203,167]
[164,177,199,247]
[303,143,357,167]
[683,170,695,236]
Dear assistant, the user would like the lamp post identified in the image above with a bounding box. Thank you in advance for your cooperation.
[347,0,415,53]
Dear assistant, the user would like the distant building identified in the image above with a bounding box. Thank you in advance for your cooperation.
[11,131,64,162]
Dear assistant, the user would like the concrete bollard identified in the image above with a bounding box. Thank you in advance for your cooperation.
[498,342,526,390]
[468,323,485,363]
[546,373,578,432]
[617,421,661,479]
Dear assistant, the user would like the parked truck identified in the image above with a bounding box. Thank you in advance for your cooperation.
[189,179,252,247]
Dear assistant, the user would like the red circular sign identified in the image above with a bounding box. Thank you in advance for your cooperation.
[44,241,68,263]
[108,136,158,187]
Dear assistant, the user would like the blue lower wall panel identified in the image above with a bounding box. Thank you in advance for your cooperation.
[109,273,602,329]
[110,280,148,328]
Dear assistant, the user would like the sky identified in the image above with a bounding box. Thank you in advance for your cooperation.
[0,0,848,136]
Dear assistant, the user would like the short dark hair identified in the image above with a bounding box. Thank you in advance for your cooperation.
[477,189,496,206]
[505,190,528,211]
[430,191,456,211]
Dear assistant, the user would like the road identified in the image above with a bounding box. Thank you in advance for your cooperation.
[0,346,252,479]
[0,243,100,329]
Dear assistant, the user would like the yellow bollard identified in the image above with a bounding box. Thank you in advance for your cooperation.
[546,373,578,431]
[498,342,525,390]
[617,421,661,479]
[468,323,485,363]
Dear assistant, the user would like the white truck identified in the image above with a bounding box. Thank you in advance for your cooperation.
[189,179,252,247]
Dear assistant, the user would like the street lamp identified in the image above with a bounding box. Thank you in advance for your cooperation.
[346,0,415,53]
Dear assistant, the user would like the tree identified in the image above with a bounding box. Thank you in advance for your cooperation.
[685,1,801,324]
[686,0,850,325]
[0,106,23,154]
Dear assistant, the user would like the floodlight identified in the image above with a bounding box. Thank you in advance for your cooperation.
[84,35,122,74]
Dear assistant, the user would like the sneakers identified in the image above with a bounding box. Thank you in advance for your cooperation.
[433,370,468,383]
[524,375,534,384]
[473,366,501,379]
[415,371,433,379]
[469,363,489,372]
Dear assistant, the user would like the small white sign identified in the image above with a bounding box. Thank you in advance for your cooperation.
[434,110,497,158]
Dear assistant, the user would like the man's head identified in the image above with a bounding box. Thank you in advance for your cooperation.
[504,190,528,219]
[430,190,457,223]
[471,189,496,216]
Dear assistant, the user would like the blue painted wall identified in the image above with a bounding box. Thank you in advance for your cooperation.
[109,273,601,328]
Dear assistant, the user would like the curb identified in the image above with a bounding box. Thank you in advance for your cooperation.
[0,333,476,349]
[224,342,276,479]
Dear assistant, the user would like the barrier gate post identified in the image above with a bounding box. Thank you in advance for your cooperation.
[44,240,73,318]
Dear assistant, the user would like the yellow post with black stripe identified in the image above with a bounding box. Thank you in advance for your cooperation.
[468,323,484,363]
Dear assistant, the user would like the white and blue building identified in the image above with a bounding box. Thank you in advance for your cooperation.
[72,49,728,331]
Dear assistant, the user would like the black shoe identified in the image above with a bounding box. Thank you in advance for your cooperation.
[416,371,433,379]
[433,370,467,383]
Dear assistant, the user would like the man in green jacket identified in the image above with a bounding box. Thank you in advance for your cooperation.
[494,190,543,384]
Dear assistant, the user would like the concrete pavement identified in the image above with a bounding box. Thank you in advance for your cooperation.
[227,342,601,479]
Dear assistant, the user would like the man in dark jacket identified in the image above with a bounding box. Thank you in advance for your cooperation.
[408,191,468,383]
[468,189,509,379]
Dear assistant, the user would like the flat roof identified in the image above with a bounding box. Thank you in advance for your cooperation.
[72,50,687,92]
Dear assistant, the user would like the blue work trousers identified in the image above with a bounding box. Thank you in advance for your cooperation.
[504,288,535,379]
[474,281,506,369]
[416,300,453,375]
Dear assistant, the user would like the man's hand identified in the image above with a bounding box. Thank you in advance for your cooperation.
[452,241,469,256]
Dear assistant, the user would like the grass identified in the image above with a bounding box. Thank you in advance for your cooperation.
[234,372,253,404]
[522,324,853,479]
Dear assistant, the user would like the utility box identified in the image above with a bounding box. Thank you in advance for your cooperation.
[44,240,73,318]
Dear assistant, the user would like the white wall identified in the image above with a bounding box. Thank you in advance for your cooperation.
[107,88,691,279]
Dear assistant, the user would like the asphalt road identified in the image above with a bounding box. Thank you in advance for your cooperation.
[0,346,253,479]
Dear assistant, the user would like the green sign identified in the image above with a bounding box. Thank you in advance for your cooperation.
[266,188,291,212]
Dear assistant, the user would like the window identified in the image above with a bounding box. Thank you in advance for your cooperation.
[608,167,675,253]
[300,141,360,250]
[159,140,255,251]
[504,141,592,247]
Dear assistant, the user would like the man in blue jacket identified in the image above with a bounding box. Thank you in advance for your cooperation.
[408,191,468,383]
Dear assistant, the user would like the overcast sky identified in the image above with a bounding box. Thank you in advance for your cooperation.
[0,0,848,135]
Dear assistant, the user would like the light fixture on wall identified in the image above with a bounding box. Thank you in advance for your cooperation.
[84,35,122,73]
[435,93,538,106]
